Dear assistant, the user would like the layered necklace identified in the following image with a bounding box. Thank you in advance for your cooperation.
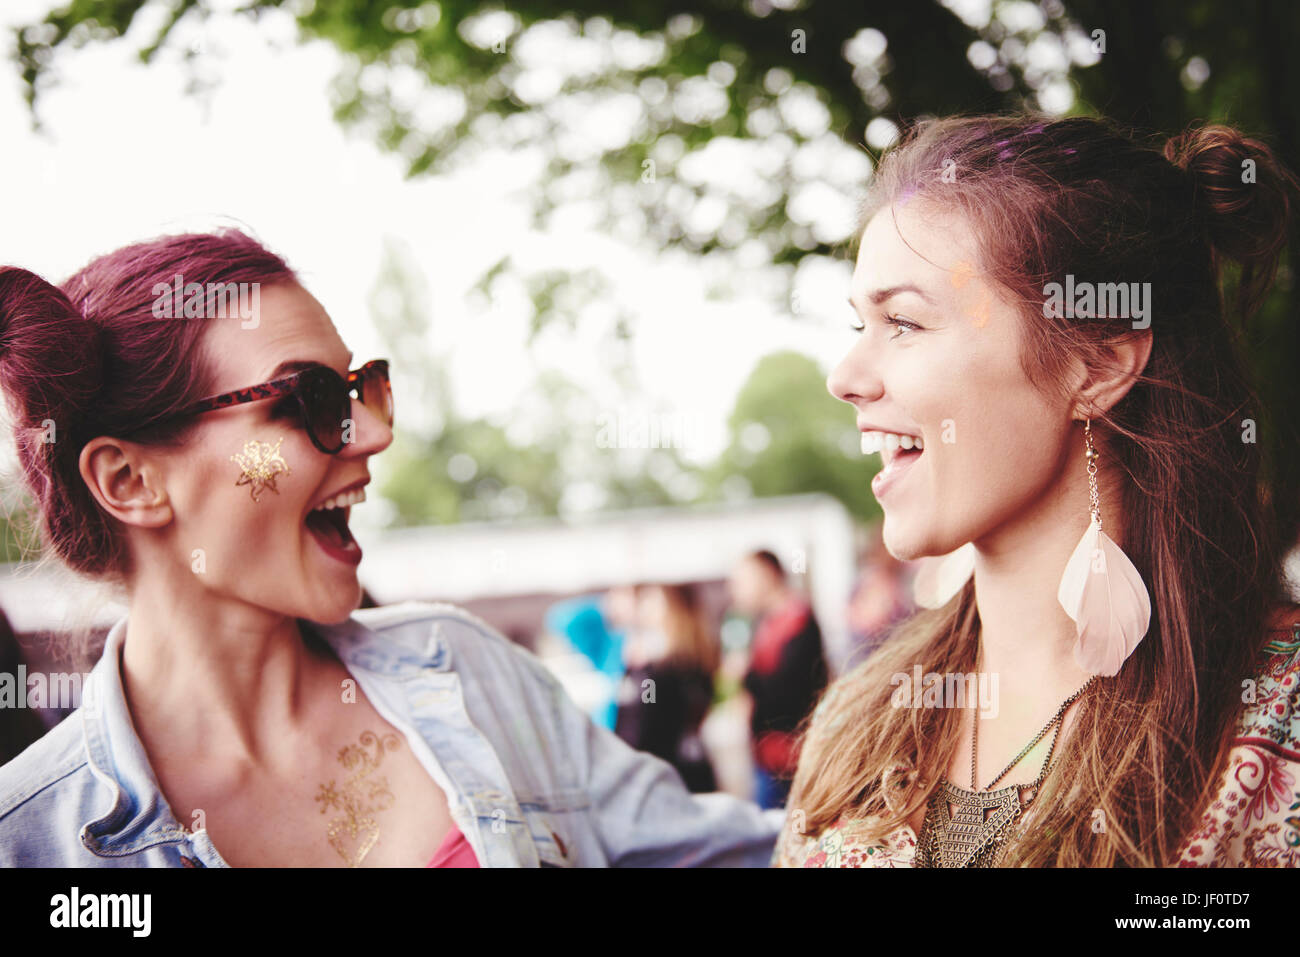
[915,676,1096,867]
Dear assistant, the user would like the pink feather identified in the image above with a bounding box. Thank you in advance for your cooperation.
[1057,518,1152,676]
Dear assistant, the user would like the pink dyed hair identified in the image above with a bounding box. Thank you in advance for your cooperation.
[0,229,297,581]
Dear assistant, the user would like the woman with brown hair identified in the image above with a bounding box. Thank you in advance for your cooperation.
[615,583,721,793]
[776,115,1300,867]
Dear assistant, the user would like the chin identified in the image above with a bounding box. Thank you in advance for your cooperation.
[310,588,364,625]
[879,520,922,562]
[316,608,356,626]
[880,515,953,563]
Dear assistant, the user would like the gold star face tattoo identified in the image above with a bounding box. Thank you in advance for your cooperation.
[231,436,291,502]
[315,730,402,867]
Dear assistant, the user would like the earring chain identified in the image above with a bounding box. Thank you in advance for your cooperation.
[1084,418,1101,530]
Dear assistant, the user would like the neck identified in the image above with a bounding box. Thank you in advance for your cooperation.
[120,569,328,765]
[969,456,1126,707]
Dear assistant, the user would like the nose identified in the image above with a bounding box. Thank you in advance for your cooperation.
[339,395,394,458]
[826,337,884,408]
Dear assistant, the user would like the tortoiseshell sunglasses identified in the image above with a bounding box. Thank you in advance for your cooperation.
[131,359,393,454]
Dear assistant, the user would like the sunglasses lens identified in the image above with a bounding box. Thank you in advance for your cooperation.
[299,367,350,451]
[360,362,393,427]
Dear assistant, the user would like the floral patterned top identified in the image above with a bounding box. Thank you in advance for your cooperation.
[774,630,1300,868]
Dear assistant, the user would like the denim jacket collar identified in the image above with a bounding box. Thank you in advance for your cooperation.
[79,616,189,857]
[307,609,454,676]
[80,611,452,858]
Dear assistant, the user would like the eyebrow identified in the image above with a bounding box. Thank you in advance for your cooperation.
[266,352,353,380]
[852,284,937,309]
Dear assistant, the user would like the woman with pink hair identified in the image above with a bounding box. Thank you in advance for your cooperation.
[0,229,780,867]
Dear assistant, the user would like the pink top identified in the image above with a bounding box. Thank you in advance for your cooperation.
[426,824,479,868]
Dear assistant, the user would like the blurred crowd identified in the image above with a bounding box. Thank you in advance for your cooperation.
[543,530,915,808]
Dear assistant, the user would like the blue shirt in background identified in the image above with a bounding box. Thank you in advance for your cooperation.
[544,594,626,730]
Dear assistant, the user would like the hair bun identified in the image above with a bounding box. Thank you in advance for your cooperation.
[1163,124,1299,319]
[0,266,105,432]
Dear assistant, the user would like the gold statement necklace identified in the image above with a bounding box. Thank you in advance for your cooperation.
[916,676,1096,867]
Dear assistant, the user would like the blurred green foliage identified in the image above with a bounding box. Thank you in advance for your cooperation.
[704,351,880,521]
[0,502,38,564]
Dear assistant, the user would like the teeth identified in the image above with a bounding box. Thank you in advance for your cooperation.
[860,430,923,456]
[310,487,366,513]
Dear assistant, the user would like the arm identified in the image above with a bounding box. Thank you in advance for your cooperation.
[584,714,785,867]
[523,643,782,866]
[442,606,781,867]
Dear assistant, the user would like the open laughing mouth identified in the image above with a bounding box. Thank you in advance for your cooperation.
[861,430,924,498]
[304,485,365,565]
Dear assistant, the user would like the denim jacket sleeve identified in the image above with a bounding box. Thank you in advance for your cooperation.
[391,603,782,867]
[492,629,783,866]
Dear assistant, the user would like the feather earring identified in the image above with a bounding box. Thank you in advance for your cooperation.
[1057,418,1151,676]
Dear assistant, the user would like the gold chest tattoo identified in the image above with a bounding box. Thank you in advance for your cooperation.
[314,730,402,866]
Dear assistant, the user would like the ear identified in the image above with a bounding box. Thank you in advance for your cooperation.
[1069,329,1153,419]
[78,437,174,530]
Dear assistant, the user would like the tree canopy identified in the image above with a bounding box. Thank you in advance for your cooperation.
[8,0,1298,544]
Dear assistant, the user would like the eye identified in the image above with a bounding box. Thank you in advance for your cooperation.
[848,312,866,332]
[884,314,921,339]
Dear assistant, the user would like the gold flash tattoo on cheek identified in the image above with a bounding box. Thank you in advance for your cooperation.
[231,436,291,502]
[314,731,402,867]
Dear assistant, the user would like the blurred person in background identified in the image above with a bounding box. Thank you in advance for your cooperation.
[0,229,781,867]
[729,550,828,809]
[845,524,913,666]
[615,583,719,793]
[543,584,638,730]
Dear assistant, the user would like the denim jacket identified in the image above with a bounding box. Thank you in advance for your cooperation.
[0,601,783,867]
